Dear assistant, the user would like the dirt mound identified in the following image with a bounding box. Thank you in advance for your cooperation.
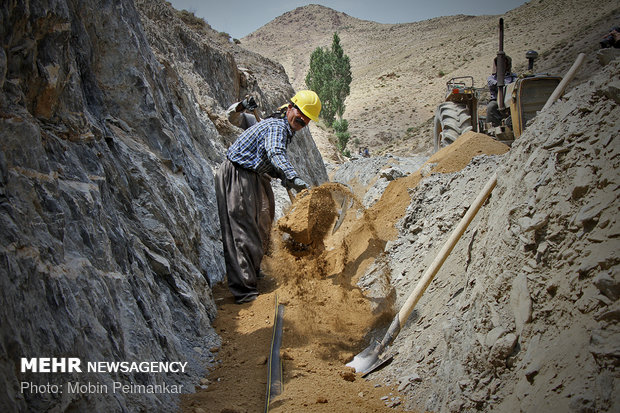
[368,132,509,239]
[427,131,510,173]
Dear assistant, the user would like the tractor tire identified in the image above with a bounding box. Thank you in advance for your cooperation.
[433,102,473,152]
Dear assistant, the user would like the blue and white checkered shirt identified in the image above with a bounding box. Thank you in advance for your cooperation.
[227,117,298,181]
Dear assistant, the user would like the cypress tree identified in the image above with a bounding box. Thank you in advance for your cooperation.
[305,32,352,127]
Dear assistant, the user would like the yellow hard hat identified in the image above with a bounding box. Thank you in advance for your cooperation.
[291,90,321,122]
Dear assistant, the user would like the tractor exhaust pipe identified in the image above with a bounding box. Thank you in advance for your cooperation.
[526,50,539,71]
[496,18,506,110]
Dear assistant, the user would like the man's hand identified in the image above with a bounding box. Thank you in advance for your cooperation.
[241,96,258,111]
[289,177,310,192]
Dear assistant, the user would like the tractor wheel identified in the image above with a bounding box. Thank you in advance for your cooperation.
[433,102,473,152]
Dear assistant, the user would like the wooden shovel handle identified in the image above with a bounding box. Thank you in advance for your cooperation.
[397,174,498,325]
[543,53,585,111]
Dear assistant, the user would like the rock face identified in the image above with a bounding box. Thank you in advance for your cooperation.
[0,0,326,412]
[371,59,620,412]
[330,154,427,208]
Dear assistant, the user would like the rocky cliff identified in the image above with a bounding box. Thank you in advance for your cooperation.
[0,0,326,412]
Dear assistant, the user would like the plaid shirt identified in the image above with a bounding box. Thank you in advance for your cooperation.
[227,117,298,181]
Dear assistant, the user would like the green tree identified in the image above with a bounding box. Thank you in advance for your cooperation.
[305,32,352,126]
[330,32,351,119]
[305,47,335,123]
[333,118,351,156]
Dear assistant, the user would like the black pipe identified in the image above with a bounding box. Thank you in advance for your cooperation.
[264,296,285,413]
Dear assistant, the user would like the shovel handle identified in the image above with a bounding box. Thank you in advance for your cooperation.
[542,53,584,111]
[287,188,295,203]
[397,173,498,326]
[348,174,498,374]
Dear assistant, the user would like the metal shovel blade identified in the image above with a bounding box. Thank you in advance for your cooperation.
[332,195,352,234]
[347,316,400,375]
[346,340,394,376]
[346,341,381,375]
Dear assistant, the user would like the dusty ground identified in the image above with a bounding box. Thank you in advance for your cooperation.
[181,133,509,412]
[180,282,403,413]
[181,184,403,412]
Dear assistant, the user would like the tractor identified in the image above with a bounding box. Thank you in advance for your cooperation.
[433,76,482,152]
[433,19,562,152]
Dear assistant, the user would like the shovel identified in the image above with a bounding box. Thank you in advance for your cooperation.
[347,174,498,375]
[286,183,351,235]
[332,192,354,234]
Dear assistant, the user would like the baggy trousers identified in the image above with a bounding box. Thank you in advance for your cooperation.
[215,159,274,302]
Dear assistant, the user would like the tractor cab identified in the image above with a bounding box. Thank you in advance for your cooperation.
[504,74,562,138]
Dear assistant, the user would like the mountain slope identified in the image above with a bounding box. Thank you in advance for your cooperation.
[242,1,620,157]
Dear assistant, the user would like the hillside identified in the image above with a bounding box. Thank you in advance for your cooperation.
[242,1,620,158]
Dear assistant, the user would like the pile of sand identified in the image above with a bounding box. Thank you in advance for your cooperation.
[368,131,509,239]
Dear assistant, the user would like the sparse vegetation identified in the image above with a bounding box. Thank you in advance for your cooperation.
[218,31,231,41]
[176,9,209,32]
[305,32,352,127]
[333,118,351,157]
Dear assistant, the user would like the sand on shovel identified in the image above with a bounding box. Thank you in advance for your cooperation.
[277,183,345,248]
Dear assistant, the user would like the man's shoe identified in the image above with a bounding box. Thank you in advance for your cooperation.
[235,293,258,304]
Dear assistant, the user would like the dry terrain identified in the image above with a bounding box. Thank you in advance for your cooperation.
[4,1,617,412]
[241,0,620,159]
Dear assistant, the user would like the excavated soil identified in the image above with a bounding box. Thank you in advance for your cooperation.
[181,133,510,412]
[368,132,509,239]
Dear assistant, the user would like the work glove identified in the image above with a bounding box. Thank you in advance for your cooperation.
[241,96,258,111]
[289,177,310,192]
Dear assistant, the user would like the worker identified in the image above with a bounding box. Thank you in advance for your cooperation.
[487,55,518,127]
[215,90,321,304]
[226,95,261,130]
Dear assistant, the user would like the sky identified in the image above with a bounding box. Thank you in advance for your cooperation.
[167,0,529,40]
